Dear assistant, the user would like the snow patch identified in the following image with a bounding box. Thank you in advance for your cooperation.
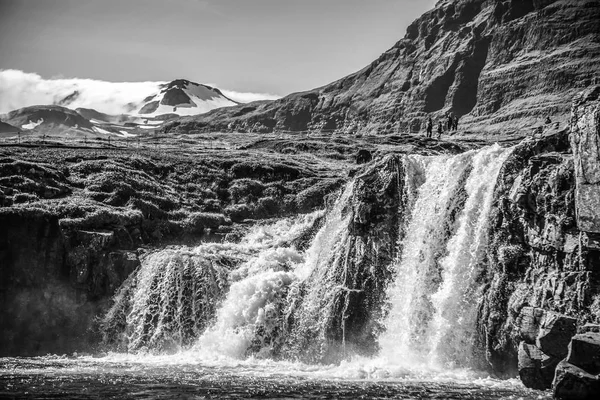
[119,130,137,138]
[22,118,43,130]
[92,126,112,135]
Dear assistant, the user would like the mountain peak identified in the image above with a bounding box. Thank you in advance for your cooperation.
[137,78,237,117]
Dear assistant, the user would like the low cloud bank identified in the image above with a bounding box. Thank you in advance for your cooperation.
[217,89,281,104]
[0,70,280,115]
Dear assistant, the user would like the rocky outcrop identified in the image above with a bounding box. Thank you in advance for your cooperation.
[571,86,600,233]
[515,307,575,389]
[553,360,600,400]
[279,155,405,363]
[552,329,600,399]
[477,89,600,391]
[163,0,600,136]
[567,332,600,375]
[518,341,558,390]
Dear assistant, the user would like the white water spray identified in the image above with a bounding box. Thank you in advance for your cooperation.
[194,182,355,359]
[379,144,511,369]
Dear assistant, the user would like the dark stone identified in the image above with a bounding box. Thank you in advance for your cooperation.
[161,87,193,107]
[536,311,577,359]
[516,306,545,342]
[567,333,600,375]
[518,342,559,390]
[553,360,600,400]
[356,149,373,164]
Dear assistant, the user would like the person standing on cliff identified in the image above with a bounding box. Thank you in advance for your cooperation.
[453,115,460,131]
[426,117,433,138]
[447,113,454,131]
[437,121,444,138]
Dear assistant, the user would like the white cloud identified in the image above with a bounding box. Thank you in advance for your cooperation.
[219,89,281,104]
[0,69,281,115]
[0,69,160,115]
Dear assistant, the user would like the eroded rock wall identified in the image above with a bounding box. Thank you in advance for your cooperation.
[478,88,600,385]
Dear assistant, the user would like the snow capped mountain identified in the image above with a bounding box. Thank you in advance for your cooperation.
[0,76,248,137]
[50,78,239,119]
[0,70,269,119]
[136,79,238,117]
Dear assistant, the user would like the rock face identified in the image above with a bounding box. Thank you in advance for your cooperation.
[570,86,600,233]
[513,306,577,389]
[279,156,404,362]
[518,341,558,390]
[163,0,600,135]
[476,89,600,391]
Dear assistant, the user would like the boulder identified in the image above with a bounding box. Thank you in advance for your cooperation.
[536,311,577,359]
[516,306,545,342]
[567,332,600,375]
[518,342,559,390]
[553,360,600,400]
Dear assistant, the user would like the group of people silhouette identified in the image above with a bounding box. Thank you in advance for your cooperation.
[425,112,459,138]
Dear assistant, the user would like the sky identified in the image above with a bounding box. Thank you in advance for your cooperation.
[0,0,436,99]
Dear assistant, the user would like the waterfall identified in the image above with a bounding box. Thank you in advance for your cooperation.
[102,144,512,372]
[101,182,354,356]
[195,182,355,359]
[379,144,512,369]
[100,209,325,353]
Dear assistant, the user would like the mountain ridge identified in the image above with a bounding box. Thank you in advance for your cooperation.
[161,0,600,136]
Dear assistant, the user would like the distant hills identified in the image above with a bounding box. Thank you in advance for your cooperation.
[0,79,238,138]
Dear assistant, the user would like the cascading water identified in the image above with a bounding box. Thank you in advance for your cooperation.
[101,209,325,353]
[101,144,514,374]
[379,144,512,370]
[195,182,355,359]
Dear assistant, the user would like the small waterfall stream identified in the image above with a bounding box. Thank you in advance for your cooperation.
[102,144,512,373]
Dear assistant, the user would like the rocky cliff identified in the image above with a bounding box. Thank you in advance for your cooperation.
[162,0,600,136]
[477,87,600,396]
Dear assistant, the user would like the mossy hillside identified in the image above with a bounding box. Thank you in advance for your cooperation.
[0,146,348,241]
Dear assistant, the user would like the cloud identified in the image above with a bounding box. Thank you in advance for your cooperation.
[218,89,281,104]
[0,69,280,115]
